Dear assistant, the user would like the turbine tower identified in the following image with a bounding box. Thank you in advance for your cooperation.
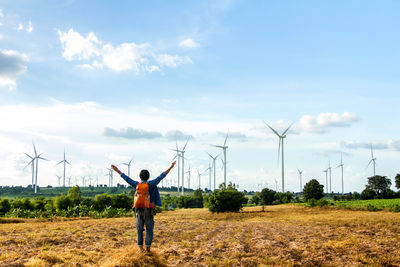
[367,144,376,176]
[206,162,212,191]
[197,169,203,189]
[264,122,293,192]
[170,143,181,192]
[207,152,219,191]
[106,168,113,187]
[336,153,344,194]
[56,149,71,187]
[211,133,228,188]
[24,152,35,189]
[297,168,303,192]
[171,138,190,195]
[122,158,133,177]
[323,169,328,194]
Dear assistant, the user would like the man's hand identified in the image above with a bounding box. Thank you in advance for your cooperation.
[111,164,122,175]
[165,161,176,175]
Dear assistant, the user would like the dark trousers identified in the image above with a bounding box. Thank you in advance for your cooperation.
[135,209,154,247]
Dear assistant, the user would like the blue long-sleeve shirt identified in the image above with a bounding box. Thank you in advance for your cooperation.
[120,172,166,207]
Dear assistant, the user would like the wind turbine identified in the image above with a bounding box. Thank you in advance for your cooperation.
[170,143,181,192]
[264,122,293,192]
[297,168,303,192]
[32,142,48,193]
[323,169,328,194]
[185,166,191,189]
[367,144,376,176]
[211,133,228,188]
[24,152,35,189]
[206,162,212,191]
[170,138,190,195]
[56,149,71,187]
[81,176,86,187]
[196,169,203,189]
[207,152,219,191]
[327,160,332,193]
[106,168,113,187]
[122,158,133,177]
[56,175,62,187]
[67,176,72,187]
[336,153,344,194]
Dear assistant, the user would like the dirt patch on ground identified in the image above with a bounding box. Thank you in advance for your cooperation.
[0,205,399,266]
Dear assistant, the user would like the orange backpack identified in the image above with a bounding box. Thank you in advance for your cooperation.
[133,182,151,209]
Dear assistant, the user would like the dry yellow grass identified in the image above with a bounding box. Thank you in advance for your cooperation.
[1,205,400,266]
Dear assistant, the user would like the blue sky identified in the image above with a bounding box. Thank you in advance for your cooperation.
[1,0,399,192]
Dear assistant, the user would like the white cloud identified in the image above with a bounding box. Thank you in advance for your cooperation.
[179,38,199,48]
[26,21,33,32]
[0,49,28,90]
[58,29,192,73]
[341,139,400,151]
[17,23,23,31]
[298,112,359,133]
[155,54,192,68]
[58,29,100,61]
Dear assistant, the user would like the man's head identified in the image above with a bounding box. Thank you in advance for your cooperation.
[139,169,150,181]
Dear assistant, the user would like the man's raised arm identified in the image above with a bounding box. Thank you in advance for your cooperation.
[111,164,138,187]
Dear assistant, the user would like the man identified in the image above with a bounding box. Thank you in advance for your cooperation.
[111,161,175,252]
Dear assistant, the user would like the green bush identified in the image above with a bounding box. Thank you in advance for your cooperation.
[55,195,72,210]
[0,199,11,214]
[274,192,294,204]
[361,187,376,200]
[251,192,261,205]
[303,179,324,201]
[110,194,133,210]
[208,189,247,213]
[93,193,112,211]
[32,197,47,211]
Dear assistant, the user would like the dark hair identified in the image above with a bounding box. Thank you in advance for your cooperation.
[139,169,150,181]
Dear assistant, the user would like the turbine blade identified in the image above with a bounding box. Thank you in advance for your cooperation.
[32,141,37,156]
[223,133,228,146]
[263,121,281,137]
[282,122,294,135]
[66,161,71,165]
[24,153,33,159]
[182,137,190,151]
[56,160,64,165]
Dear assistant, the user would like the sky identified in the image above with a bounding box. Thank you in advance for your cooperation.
[1,0,400,193]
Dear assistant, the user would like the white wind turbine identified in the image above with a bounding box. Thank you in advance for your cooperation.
[24,152,35,189]
[106,167,113,187]
[367,144,377,177]
[328,160,332,193]
[205,162,212,191]
[185,166,191,189]
[67,176,72,187]
[207,152,219,191]
[122,158,133,177]
[211,133,228,188]
[32,142,48,193]
[264,122,293,192]
[56,149,71,187]
[336,153,344,194]
[196,169,204,189]
[170,144,181,192]
[81,176,86,187]
[297,168,303,192]
[171,138,190,195]
[56,175,62,187]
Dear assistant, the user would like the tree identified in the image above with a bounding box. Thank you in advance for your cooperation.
[208,188,247,213]
[367,175,391,195]
[0,199,11,214]
[303,179,324,201]
[67,186,82,206]
[259,188,276,205]
[395,174,400,190]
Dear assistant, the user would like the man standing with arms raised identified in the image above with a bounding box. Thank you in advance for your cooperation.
[111,161,176,252]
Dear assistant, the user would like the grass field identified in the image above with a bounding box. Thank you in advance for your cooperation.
[329,198,400,211]
[1,204,400,266]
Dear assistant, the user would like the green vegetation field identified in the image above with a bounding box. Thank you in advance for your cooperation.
[332,198,400,211]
